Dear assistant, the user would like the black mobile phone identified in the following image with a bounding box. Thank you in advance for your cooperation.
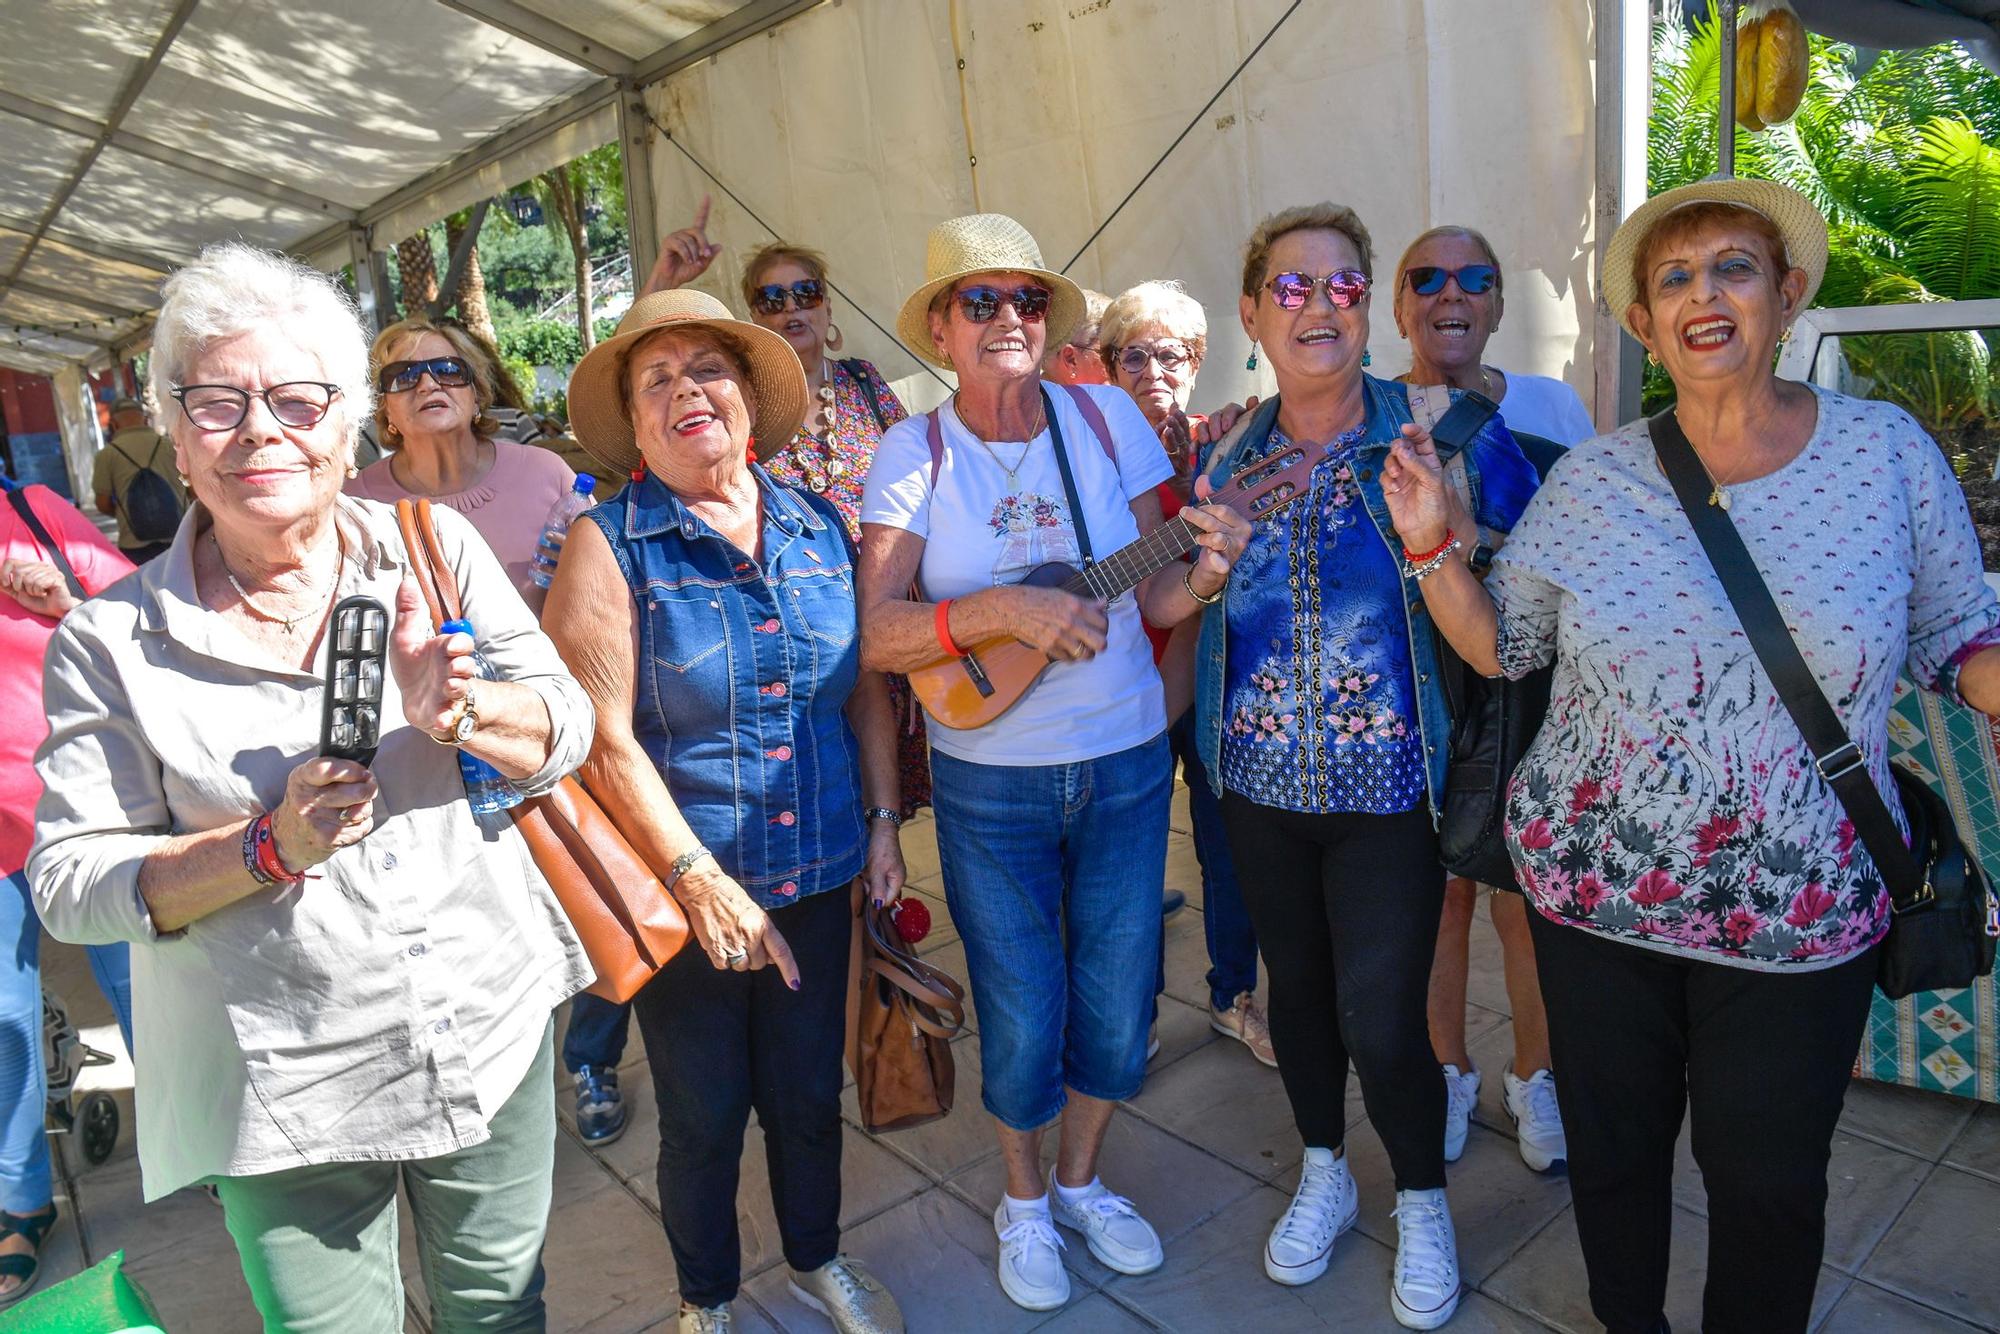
[1427,389,1500,453]
[320,595,389,766]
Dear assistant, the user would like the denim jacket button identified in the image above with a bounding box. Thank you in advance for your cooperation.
[760,618,780,633]
[767,745,793,760]
[778,881,799,896]
[769,681,788,698]
[776,810,796,826]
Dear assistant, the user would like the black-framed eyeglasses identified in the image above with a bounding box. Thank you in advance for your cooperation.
[377,356,473,394]
[953,284,1051,324]
[750,279,826,315]
[1116,343,1195,376]
[1265,270,1372,311]
[169,382,341,431]
[1404,264,1498,296]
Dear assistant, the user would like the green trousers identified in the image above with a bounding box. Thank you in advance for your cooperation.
[214,1024,555,1333]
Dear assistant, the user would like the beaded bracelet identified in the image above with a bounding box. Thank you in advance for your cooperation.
[1407,537,1465,582]
[1401,528,1456,564]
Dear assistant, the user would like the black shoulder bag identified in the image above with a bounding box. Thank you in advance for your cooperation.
[7,487,88,601]
[840,358,891,434]
[1647,408,1996,998]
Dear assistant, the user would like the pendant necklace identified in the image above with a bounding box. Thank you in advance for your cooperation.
[958,395,1046,484]
[216,532,345,634]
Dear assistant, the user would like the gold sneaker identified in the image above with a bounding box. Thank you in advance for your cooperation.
[788,1255,905,1333]
[1211,992,1278,1067]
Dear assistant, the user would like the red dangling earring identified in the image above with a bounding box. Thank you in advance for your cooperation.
[629,466,646,483]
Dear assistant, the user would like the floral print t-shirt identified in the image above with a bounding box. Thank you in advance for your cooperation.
[760,358,906,538]
[1489,388,2000,971]
[1220,424,1425,814]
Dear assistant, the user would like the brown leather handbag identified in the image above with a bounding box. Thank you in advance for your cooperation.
[845,884,966,1133]
[394,498,689,1001]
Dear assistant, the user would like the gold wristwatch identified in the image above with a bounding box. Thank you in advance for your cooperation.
[430,683,480,745]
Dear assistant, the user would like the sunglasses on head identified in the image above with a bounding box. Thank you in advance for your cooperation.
[1404,264,1498,296]
[1265,269,1371,311]
[953,284,1051,324]
[750,279,826,315]
[378,356,472,394]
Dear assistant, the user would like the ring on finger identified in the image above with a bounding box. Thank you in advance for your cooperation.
[341,803,368,823]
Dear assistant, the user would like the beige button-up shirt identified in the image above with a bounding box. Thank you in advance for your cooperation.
[30,496,594,1201]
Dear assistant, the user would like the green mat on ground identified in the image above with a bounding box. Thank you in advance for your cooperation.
[0,1250,165,1333]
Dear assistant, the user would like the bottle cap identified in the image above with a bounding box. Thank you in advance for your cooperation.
[574,475,596,495]
[440,617,473,636]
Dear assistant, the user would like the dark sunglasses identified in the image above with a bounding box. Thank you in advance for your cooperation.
[1405,264,1498,296]
[750,279,826,315]
[1266,269,1371,311]
[954,284,1051,324]
[378,356,473,394]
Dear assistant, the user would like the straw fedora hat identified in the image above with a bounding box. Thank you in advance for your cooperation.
[1603,177,1828,340]
[895,214,1086,369]
[567,289,808,476]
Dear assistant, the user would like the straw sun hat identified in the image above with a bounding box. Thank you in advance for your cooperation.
[567,289,808,476]
[1603,177,1828,340]
[895,214,1086,369]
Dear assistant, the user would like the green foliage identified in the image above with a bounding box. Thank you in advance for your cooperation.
[1647,7,2000,426]
[495,317,619,370]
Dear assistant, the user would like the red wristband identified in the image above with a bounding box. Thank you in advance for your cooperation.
[935,598,966,658]
[252,813,303,884]
[1401,528,1456,563]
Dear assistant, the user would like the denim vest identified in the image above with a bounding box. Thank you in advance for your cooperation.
[1194,376,1533,821]
[583,468,866,907]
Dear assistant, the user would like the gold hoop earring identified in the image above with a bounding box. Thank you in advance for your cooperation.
[1645,350,1661,368]
[825,322,844,351]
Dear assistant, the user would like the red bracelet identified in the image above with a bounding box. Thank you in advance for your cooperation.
[935,598,966,658]
[252,813,304,884]
[1401,528,1456,564]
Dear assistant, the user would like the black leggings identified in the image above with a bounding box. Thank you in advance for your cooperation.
[1220,795,1447,1191]
[1529,911,1878,1334]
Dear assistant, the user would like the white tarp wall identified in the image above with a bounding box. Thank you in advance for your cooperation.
[634,0,1600,421]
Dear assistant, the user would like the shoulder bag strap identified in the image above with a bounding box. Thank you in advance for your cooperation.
[1042,385,1094,567]
[925,408,945,490]
[840,359,890,435]
[6,489,86,601]
[1645,409,1928,909]
[393,498,461,630]
[1057,383,1117,465]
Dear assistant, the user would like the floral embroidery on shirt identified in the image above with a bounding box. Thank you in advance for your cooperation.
[986,491,1079,580]
[1228,656,1299,743]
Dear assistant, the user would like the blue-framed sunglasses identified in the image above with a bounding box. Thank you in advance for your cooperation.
[377,356,473,394]
[1404,264,1498,296]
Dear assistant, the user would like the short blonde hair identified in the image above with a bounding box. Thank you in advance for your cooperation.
[740,242,829,309]
[1394,226,1504,297]
[1241,203,1375,297]
[1097,280,1208,374]
[151,242,374,448]
[370,316,501,442]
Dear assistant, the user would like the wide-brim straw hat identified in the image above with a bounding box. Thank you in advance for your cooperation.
[568,289,808,475]
[895,213,1086,369]
[1603,177,1828,339]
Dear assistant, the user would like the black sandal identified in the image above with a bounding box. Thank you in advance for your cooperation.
[0,1203,58,1307]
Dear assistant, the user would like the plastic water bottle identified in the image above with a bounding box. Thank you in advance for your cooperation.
[439,617,523,815]
[529,475,597,589]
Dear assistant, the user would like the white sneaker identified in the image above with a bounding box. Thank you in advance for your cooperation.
[1442,1064,1481,1163]
[677,1304,731,1333]
[1048,1172,1163,1275]
[1264,1146,1357,1285]
[1503,1066,1567,1173]
[992,1197,1069,1311]
[1390,1188,1462,1330]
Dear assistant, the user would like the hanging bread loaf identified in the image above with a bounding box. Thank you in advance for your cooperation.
[1735,22,1765,133]
[1755,2,1809,126]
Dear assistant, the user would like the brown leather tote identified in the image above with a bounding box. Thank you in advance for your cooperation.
[395,498,689,1001]
[845,884,966,1133]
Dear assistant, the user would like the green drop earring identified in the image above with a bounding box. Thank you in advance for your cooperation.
[1361,349,1372,368]
[1245,342,1259,371]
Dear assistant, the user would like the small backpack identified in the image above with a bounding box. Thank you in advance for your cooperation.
[111,436,183,544]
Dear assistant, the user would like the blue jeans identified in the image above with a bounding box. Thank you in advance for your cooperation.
[3,868,134,1213]
[930,735,1170,1131]
[561,993,631,1074]
[1171,710,1259,1010]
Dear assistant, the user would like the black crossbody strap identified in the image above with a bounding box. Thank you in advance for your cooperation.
[1646,409,1926,907]
[7,488,88,601]
[1043,386,1094,567]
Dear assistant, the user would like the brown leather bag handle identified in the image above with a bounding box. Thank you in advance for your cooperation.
[394,498,449,630]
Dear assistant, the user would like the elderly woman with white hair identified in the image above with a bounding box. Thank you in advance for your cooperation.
[29,242,595,1330]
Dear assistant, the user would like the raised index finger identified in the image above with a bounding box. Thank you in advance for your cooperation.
[692,194,711,233]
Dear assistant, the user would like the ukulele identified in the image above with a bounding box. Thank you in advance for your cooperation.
[908,436,1330,730]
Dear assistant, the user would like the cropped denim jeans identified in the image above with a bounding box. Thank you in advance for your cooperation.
[929,734,1171,1130]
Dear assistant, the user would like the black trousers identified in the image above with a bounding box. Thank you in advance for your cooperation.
[1220,796,1447,1191]
[632,884,851,1307]
[1529,911,1878,1334]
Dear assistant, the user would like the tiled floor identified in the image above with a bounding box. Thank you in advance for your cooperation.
[33,806,2000,1332]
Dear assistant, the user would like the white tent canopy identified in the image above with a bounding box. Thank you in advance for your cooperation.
[0,0,1646,442]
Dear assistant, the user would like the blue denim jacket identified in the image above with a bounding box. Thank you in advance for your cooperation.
[583,468,865,908]
[1194,376,1536,820]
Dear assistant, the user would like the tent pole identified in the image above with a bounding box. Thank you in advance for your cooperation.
[348,227,386,336]
[1719,0,1739,179]
[618,79,660,299]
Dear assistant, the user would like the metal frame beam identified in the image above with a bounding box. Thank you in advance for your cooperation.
[1,277,150,320]
[0,210,177,274]
[618,79,660,293]
[1591,0,1650,429]
[2,0,201,289]
[631,0,823,86]
[0,320,115,350]
[432,0,634,77]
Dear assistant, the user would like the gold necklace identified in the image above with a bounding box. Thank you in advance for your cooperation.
[215,532,344,634]
[1679,420,1751,510]
[957,396,1046,483]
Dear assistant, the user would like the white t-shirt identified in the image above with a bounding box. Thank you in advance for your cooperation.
[1496,372,1595,446]
[860,383,1175,766]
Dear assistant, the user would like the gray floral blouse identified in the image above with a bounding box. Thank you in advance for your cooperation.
[1489,387,2000,971]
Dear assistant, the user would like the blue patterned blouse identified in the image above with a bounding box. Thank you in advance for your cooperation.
[1219,423,1429,813]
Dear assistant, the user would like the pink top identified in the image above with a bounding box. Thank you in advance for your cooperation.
[346,441,576,593]
[3,485,133,873]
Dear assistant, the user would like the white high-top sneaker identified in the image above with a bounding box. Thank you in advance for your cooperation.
[1442,1063,1481,1163]
[1263,1147,1358,1285]
[1390,1187,1462,1330]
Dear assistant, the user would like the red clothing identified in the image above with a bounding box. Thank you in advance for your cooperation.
[1,485,132,872]
[1144,481,1186,664]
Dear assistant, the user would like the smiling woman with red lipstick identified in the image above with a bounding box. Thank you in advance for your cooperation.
[1382,178,2000,1334]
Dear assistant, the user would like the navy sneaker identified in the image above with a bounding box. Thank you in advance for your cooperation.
[574,1065,628,1146]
